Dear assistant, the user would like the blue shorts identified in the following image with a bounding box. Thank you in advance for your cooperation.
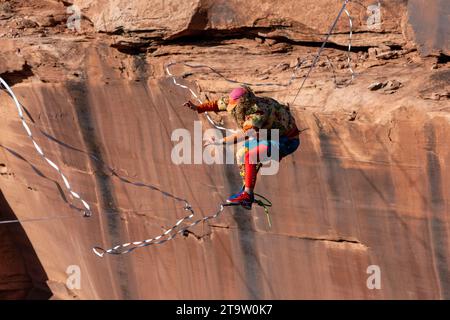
[244,136,300,161]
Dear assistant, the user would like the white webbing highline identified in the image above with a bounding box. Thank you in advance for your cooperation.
[93,204,229,257]
[344,7,355,82]
[0,77,92,217]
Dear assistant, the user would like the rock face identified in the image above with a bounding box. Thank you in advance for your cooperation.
[77,0,408,46]
[407,0,450,56]
[0,191,51,299]
[0,0,449,299]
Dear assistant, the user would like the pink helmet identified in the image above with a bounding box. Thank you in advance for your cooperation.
[229,86,247,101]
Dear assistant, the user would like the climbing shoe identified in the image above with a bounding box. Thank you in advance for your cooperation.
[226,191,254,210]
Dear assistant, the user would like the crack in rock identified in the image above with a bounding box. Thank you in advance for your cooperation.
[206,223,368,250]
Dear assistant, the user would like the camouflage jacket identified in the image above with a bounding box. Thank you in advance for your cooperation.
[197,91,299,137]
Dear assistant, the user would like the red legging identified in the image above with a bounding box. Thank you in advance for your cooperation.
[244,144,269,189]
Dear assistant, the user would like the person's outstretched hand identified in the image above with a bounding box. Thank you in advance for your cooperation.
[183,100,197,111]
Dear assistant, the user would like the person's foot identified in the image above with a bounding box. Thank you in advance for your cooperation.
[226,191,254,210]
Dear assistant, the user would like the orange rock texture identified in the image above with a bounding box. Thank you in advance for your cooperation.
[0,0,449,299]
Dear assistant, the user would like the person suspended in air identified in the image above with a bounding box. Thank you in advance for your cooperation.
[183,85,300,209]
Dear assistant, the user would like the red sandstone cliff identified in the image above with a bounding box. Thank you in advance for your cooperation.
[0,0,449,299]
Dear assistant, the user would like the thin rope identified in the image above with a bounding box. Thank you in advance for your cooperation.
[0,204,226,225]
[166,61,306,89]
[291,0,351,106]
[0,215,75,225]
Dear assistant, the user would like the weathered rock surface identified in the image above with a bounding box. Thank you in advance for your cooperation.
[407,0,450,56]
[76,0,408,46]
[0,0,449,299]
[0,191,51,299]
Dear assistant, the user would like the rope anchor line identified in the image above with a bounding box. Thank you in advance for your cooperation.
[291,0,354,106]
